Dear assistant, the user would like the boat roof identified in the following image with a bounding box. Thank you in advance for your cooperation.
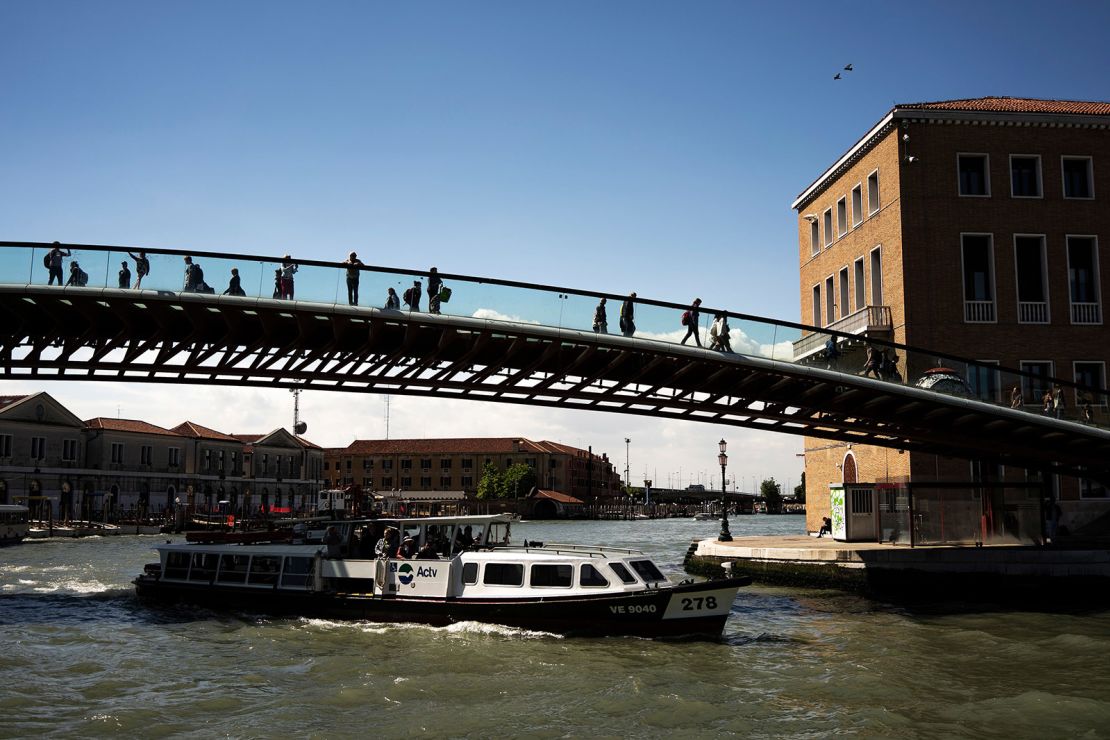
[0,504,29,512]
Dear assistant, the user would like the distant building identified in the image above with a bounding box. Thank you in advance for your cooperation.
[0,391,323,519]
[324,437,621,501]
[792,96,1110,537]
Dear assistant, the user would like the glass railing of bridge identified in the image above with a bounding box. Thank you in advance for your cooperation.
[3,242,1106,428]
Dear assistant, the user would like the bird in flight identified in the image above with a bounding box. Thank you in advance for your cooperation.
[833,72,841,80]
[844,63,853,71]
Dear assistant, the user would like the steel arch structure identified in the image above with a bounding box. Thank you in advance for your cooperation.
[2,284,1108,481]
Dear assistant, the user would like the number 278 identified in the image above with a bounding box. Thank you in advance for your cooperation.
[681,596,718,610]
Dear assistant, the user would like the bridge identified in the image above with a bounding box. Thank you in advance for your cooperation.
[2,241,1108,482]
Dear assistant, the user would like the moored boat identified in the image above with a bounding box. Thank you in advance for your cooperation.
[134,514,748,638]
[0,505,30,545]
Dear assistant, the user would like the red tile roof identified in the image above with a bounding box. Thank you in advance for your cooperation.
[341,437,551,456]
[85,418,181,436]
[0,395,29,410]
[898,96,1110,116]
[532,489,585,505]
[171,421,240,442]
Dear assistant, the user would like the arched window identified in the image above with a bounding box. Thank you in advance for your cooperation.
[842,453,858,484]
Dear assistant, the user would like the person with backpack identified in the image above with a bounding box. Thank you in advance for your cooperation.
[593,297,608,334]
[620,292,636,337]
[403,279,422,311]
[223,268,245,296]
[46,242,70,286]
[118,261,131,289]
[128,251,150,289]
[343,251,364,306]
[279,255,298,300]
[680,298,702,347]
[710,313,732,352]
[182,255,205,292]
[66,261,88,287]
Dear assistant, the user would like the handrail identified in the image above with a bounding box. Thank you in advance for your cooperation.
[2,240,1107,405]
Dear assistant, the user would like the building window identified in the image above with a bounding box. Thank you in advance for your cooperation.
[824,275,835,325]
[382,459,393,470]
[382,476,393,488]
[440,458,452,470]
[31,436,46,460]
[869,246,883,306]
[0,434,11,457]
[461,476,473,488]
[822,209,833,248]
[810,220,820,257]
[961,234,995,322]
[968,361,1001,403]
[362,458,373,470]
[1014,235,1049,323]
[141,445,153,466]
[419,476,432,488]
[957,154,990,196]
[401,459,412,470]
[203,449,212,471]
[867,169,880,214]
[853,258,865,311]
[851,184,863,227]
[440,475,452,488]
[261,453,269,474]
[1019,361,1054,406]
[1067,236,1102,324]
[1074,362,1106,407]
[110,442,124,464]
[231,451,239,474]
[462,458,473,470]
[169,447,180,467]
[1010,155,1042,198]
[1062,156,1094,199]
[1080,476,1108,499]
[419,458,432,470]
[838,267,849,318]
[811,284,821,327]
[836,197,847,238]
[401,476,412,488]
[62,439,77,461]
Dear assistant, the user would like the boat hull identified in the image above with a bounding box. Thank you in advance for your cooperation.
[134,576,749,638]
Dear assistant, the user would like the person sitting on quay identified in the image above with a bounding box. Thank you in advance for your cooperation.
[817,517,832,537]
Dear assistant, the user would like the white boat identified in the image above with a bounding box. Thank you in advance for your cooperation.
[0,505,30,545]
[135,514,748,638]
[693,512,716,521]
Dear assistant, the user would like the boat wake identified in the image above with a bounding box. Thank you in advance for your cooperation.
[290,617,562,640]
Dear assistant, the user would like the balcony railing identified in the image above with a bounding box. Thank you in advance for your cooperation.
[1018,301,1048,323]
[1071,302,1102,324]
[964,300,995,323]
[792,305,892,360]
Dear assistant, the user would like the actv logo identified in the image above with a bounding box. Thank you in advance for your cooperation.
[397,563,415,585]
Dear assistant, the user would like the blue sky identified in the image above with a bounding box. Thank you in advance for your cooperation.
[3,1,1109,493]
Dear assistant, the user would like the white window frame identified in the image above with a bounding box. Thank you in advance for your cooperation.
[110,442,124,464]
[853,257,865,311]
[869,245,883,306]
[851,184,863,227]
[31,436,46,460]
[960,232,997,324]
[1072,360,1107,407]
[1019,360,1055,405]
[823,208,833,248]
[811,284,822,327]
[141,445,153,466]
[62,438,77,461]
[0,434,11,458]
[968,360,1001,403]
[824,274,836,324]
[1061,155,1095,200]
[809,219,820,257]
[1009,154,1043,199]
[168,446,181,467]
[866,169,880,215]
[957,152,991,197]
[1012,234,1050,324]
[836,197,847,238]
[1066,234,1102,325]
[838,267,850,319]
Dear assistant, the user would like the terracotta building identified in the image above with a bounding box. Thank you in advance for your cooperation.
[791,96,1110,537]
[324,437,621,501]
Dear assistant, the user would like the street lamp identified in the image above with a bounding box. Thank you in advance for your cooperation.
[718,439,732,542]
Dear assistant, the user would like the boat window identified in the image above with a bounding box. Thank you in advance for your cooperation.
[580,563,609,588]
[248,556,281,586]
[217,554,250,583]
[629,559,666,583]
[462,562,478,585]
[164,551,190,580]
[608,562,637,585]
[188,552,219,582]
[281,557,313,588]
[530,564,572,588]
[483,563,524,587]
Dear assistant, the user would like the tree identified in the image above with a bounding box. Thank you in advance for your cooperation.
[761,477,783,514]
[500,463,537,499]
[793,472,806,504]
[476,462,500,500]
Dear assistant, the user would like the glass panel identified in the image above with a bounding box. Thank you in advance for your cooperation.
[188,552,219,582]
[580,563,609,587]
[281,557,313,588]
[530,563,572,588]
[609,562,637,584]
[217,554,250,583]
[248,555,281,585]
[483,563,523,586]
[164,551,190,580]
[462,562,478,585]
[629,559,666,583]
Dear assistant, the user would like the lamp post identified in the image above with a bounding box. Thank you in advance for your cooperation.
[718,439,732,542]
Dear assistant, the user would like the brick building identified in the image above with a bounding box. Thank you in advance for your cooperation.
[792,96,1110,536]
[324,437,622,502]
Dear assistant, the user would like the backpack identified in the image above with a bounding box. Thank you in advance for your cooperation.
[193,264,204,284]
[438,286,452,303]
[403,287,414,305]
[136,257,149,275]
[43,253,51,269]
[76,269,88,287]
[680,311,691,326]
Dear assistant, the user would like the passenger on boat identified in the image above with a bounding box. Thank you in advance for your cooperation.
[396,536,417,560]
[357,526,375,558]
[416,541,439,560]
[455,525,475,551]
[323,526,343,558]
[375,527,398,557]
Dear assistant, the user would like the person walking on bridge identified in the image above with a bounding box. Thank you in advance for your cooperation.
[280,255,298,300]
[344,251,365,306]
[620,292,636,337]
[404,279,422,311]
[128,251,149,289]
[427,267,442,314]
[680,298,702,347]
[593,297,608,333]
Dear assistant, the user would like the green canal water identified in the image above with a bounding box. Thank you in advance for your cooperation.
[3,516,1109,738]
